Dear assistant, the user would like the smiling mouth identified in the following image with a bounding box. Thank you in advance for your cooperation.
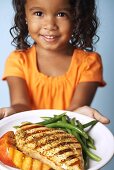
[41,35,58,42]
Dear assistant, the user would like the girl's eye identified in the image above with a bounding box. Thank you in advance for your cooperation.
[34,11,43,16]
[57,12,66,17]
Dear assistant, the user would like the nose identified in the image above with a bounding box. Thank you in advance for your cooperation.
[43,16,58,31]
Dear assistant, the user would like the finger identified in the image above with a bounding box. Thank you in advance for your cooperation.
[4,107,16,117]
[75,106,94,118]
[0,115,4,119]
[0,108,5,119]
[93,110,110,124]
[75,106,110,124]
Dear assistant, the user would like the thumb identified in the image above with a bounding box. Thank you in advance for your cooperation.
[0,107,15,119]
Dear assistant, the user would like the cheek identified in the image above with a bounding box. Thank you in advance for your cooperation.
[27,22,40,34]
[61,24,73,38]
[59,20,73,34]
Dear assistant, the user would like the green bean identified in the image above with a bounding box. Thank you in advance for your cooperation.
[62,115,67,123]
[87,140,96,150]
[66,128,72,134]
[82,150,89,168]
[59,115,68,132]
[68,118,100,161]
[13,125,20,129]
[71,130,88,165]
[38,112,66,125]
[40,116,52,120]
[76,120,84,130]
[84,135,96,151]
[76,120,96,149]
[45,121,88,139]
[71,130,101,162]
[84,145,101,161]
[62,117,73,134]
[83,120,98,129]
[70,117,76,126]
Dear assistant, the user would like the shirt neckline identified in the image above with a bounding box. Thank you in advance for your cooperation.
[32,45,77,80]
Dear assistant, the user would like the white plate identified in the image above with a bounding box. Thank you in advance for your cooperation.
[0,109,114,170]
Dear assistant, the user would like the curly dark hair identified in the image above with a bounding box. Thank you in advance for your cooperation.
[10,0,99,51]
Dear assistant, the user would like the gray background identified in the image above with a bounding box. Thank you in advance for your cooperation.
[0,1,114,169]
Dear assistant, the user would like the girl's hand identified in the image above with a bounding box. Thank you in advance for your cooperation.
[74,106,110,124]
[0,107,15,119]
[0,104,31,119]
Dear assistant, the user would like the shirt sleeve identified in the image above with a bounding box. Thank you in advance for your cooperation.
[2,51,25,80]
[79,52,106,86]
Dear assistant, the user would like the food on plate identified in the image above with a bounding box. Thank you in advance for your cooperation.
[0,131,16,167]
[15,123,84,170]
[0,113,101,170]
[0,131,52,170]
[36,113,101,163]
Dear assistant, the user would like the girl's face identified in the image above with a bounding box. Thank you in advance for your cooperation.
[25,0,74,51]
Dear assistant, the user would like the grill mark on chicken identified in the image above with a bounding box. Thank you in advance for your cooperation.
[25,130,65,141]
[36,136,73,147]
[21,130,74,146]
[33,139,80,156]
[20,125,66,139]
[60,159,81,169]
[24,134,75,151]
[41,141,81,154]
[65,154,78,161]
[15,124,84,170]
[70,160,81,166]
[49,141,78,150]
[55,148,73,155]
[59,154,81,165]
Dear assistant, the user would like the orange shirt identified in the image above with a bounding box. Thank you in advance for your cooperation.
[3,45,105,110]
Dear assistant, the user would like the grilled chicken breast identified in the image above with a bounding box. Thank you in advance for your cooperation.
[15,123,84,170]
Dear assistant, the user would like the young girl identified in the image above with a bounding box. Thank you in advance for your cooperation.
[0,0,109,123]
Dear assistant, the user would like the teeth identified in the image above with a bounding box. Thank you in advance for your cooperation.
[45,35,55,39]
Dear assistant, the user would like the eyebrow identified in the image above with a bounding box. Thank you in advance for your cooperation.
[29,6,71,12]
[58,8,73,15]
[57,6,72,11]
[29,7,43,11]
